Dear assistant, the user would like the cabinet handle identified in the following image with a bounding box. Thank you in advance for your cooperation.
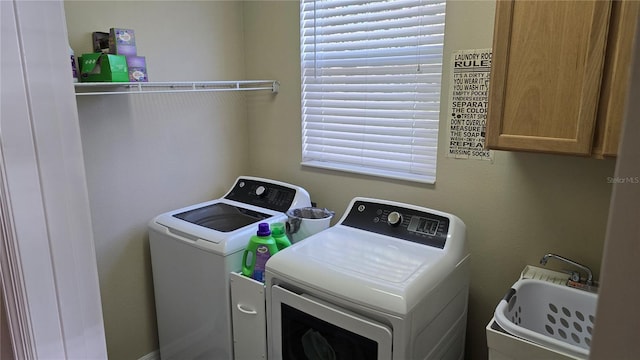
[237,303,257,315]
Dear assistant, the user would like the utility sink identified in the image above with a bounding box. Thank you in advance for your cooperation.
[492,278,598,359]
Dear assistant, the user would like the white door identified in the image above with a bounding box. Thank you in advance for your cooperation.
[0,0,106,358]
[269,285,392,360]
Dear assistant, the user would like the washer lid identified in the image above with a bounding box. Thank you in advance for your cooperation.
[172,203,270,233]
[154,199,282,247]
[304,227,439,284]
[267,226,458,315]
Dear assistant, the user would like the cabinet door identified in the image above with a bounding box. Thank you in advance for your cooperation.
[592,0,639,157]
[487,0,612,155]
[230,272,267,360]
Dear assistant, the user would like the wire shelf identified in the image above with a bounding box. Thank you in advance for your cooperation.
[74,80,279,96]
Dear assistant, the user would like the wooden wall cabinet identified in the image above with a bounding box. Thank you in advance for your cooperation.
[486,0,638,157]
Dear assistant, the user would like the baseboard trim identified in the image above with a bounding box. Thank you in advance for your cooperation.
[138,350,160,360]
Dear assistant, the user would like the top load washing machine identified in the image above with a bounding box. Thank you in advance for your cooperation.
[149,176,311,360]
[266,197,470,360]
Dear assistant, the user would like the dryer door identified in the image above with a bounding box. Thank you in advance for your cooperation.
[270,285,392,360]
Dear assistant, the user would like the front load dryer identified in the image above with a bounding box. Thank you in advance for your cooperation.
[149,176,311,359]
[266,197,470,360]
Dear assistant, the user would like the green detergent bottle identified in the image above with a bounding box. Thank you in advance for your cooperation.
[242,222,279,282]
[271,222,292,251]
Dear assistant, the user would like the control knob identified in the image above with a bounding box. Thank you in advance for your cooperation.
[387,211,402,227]
[255,185,267,197]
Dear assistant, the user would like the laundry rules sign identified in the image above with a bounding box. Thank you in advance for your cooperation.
[447,48,493,160]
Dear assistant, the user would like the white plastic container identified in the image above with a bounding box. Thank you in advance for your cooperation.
[487,266,598,360]
[285,207,334,243]
[493,279,596,359]
[487,319,579,360]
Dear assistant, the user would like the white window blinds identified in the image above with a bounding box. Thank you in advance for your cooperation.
[300,0,446,184]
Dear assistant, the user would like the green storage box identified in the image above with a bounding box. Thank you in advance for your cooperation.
[79,53,129,82]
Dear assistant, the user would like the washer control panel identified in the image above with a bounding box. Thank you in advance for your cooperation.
[341,200,450,249]
[225,178,297,212]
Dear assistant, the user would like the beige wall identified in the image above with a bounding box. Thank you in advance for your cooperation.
[62,1,617,359]
[65,1,250,358]
[243,1,615,359]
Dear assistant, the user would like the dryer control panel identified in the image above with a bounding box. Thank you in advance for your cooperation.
[225,178,298,212]
[341,200,450,249]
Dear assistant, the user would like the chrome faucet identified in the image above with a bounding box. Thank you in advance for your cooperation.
[540,253,594,286]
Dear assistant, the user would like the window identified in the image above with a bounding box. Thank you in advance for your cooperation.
[300,0,446,184]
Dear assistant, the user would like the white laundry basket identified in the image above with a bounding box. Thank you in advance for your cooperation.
[494,279,597,359]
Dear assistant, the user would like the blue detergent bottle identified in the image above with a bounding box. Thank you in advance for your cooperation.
[241,222,279,282]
